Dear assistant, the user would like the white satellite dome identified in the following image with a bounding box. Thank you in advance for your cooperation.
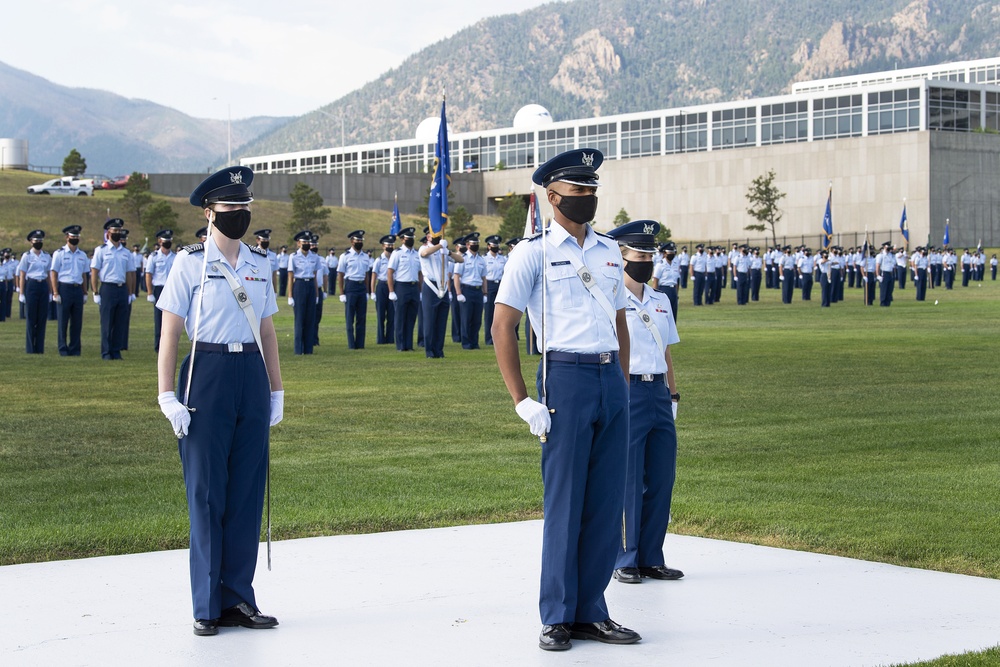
[513,104,553,130]
[415,117,453,142]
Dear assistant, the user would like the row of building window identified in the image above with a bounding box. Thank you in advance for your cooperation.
[252,85,996,175]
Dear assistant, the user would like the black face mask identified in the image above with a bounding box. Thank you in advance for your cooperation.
[468,244,479,253]
[624,260,654,284]
[353,242,364,252]
[555,194,598,224]
[259,240,269,249]
[301,244,311,252]
[32,241,44,251]
[68,238,79,246]
[213,209,252,240]
[404,238,414,248]
[109,233,121,243]
[161,241,172,250]
[488,245,499,254]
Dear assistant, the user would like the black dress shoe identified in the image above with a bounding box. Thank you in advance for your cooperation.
[570,619,641,644]
[193,619,218,636]
[538,623,572,651]
[218,602,278,629]
[639,565,685,580]
[614,567,642,584]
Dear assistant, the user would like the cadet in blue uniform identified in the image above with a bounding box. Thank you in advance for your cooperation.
[337,230,372,349]
[119,228,136,350]
[449,235,466,343]
[311,235,328,347]
[370,234,395,344]
[0,248,12,322]
[253,229,280,290]
[146,229,177,352]
[50,225,90,356]
[749,247,763,301]
[277,246,289,296]
[733,244,751,305]
[90,219,136,360]
[689,243,707,306]
[419,228,465,358]
[288,231,320,354]
[778,245,795,304]
[797,248,815,301]
[651,241,680,322]
[18,230,52,353]
[876,243,896,306]
[483,234,506,345]
[454,231,487,349]
[156,166,283,637]
[492,149,640,651]
[606,221,683,586]
[387,227,422,351]
[913,246,929,301]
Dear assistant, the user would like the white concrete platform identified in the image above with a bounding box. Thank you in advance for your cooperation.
[4,520,1000,666]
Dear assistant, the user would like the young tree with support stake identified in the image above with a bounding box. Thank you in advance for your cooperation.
[745,169,786,249]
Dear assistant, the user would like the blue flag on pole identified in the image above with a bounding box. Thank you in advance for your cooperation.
[899,205,909,245]
[943,221,950,246]
[821,190,833,248]
[390,193,401,236]
[427,100,450,238]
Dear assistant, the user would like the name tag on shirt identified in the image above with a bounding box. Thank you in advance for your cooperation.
[550,261,570,267]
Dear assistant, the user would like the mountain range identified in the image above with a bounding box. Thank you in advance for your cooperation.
[3,0,1000,175]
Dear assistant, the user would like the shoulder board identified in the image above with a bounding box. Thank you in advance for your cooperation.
[181,243,204,254]
[526,233,543,242]
[246,242,268,257]
[595,231,613,239]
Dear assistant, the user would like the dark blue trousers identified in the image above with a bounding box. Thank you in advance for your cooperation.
[459,286,483,349]
[656,284,678,323]
[344,279,367,349]
[821,274,831,307]
[152,285,164,351]
[375,280,394,344]
[704,271,716,305]
[781,269,795,303]
[449,282,461,343]
[292,278,316,354]
[99,283,128,359]
[536,358,628,625]
[864,275,876,305]
[750,268,762,301]
[5,281,14,319]
[57,282,84,356]
[692,271,705,305]
[735,271,750,305]
[915,268,928,301]
[617,378,676,571]
[879,270,895,306]
[0,280,7,322]
[830,269,841,302]
[421,283,449,358]
[897,265,907,289]
[278,268,288,296]
[25,279,49,353]
[524,313,540,355]
[679,268,688,289]
[484,280,500,345]
[800,274,813,301]
[178,351,268,621]
[713,268,724,302]
[394,282,420,350]
[313,291,323,346]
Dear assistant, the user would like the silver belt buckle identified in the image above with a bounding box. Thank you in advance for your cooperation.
[227,342,243,353]
[641,374,653,382]
[599,352,612,364]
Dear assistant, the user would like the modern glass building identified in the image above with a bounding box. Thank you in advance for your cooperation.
[241,57,1000,178]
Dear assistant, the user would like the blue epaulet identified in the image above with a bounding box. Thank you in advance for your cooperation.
[526,232,543,242]
[181,243,204,254]
[595,231,614,240]
[246,242,267,257]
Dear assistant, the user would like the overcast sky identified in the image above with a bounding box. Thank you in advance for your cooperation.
[1,0,552,120]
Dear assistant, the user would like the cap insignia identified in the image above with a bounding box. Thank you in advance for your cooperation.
[230,171,243,184]
[581,152,594,167]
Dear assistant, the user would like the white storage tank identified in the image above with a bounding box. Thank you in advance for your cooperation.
[0,138,29,170]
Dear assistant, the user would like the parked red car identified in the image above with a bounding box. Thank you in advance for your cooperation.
[101,174,131,190]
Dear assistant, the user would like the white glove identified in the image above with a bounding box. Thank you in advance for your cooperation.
[316,295,320,304]
[339,294,347,303]
[732,276,738,283]
[13,286,18,293]
[515,397,551,437]
[269,390,284,427]
[440,238,448,249]
[370,292,376,301]
[18,293,25,303]
[672,401,678,421]
[288,297,295,307]
[128,294,136,304]
[93,294,101,305]
[456,293,466,303]
[389,291,398,301]
[158,391,191,438]
[53,294,62,304]
[862,276,868,283]
[321,291,327,300]
[147,294,156,303]
[83,294,88,304]
[483,294,488,303]
[779,275,784,281]
[877,275,883,283]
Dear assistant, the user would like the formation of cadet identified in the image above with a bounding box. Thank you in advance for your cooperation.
[156,166,282,637]
[91,219,136,360]
[370,234,395,345]
[145,229,177,352]
[337,230,372,349]
[50,225,90,355]
[419,226,465,358]
[386,227,422,350]
[288,230,321,354]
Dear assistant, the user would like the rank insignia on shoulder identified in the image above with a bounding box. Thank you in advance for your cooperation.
[246,243,268,257]
[182,243,205,253]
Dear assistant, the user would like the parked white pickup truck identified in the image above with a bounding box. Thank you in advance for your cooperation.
[26,178,94,196]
